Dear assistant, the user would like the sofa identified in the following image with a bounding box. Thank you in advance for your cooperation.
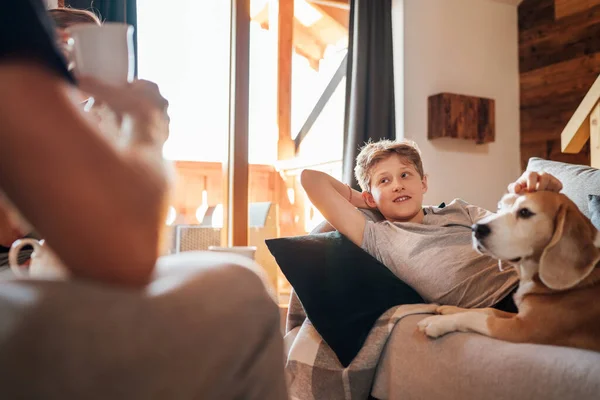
[287,157,600,399]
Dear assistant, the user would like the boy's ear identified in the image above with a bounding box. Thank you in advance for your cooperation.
[421,175,428,194]
[362,191,377,208]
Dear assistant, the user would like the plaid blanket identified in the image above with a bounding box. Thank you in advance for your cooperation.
[284,289,437,400]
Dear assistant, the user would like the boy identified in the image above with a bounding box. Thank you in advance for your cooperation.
[301,139,562,309]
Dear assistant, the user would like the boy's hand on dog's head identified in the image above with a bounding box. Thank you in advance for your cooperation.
[508,171,563,195]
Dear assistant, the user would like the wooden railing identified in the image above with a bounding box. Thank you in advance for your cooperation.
[561,74,600,168]
[171,161,307,237]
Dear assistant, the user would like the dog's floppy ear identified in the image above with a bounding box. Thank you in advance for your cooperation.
[539,203,600,290]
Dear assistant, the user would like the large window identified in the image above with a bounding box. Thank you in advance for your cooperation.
[137,0,232,163]
[137,0,349,302]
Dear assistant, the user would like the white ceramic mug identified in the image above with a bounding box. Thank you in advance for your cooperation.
[67,23,135,85]
[208,246,257,260]
[9,239,68,279]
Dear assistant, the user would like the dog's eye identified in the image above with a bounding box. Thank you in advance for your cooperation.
[518,208,535,219]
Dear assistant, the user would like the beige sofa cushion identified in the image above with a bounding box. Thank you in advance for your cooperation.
[526,157,600,218]
[372,314,600,400]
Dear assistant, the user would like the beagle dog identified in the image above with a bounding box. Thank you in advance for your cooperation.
[418,191,600,352]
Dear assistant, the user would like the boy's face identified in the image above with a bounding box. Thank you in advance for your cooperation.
[362,154,428,223]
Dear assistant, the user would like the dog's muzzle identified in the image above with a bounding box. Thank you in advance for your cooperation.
[472,222,522,265]
[471,224,489,255]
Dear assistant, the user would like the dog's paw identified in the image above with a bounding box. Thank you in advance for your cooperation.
[436,305,468,315]
[417,315,458,338]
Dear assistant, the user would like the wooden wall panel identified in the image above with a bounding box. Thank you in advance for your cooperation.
[519,0,598,169]
[520,54,600,109]
[519,5,600,73]
[555,0,600,19]
[518,0,554,31]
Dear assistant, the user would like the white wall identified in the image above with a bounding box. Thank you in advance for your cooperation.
[46,0,58,8]
[393,0,521,211]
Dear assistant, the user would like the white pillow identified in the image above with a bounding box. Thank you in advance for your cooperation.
[526,157,600,218]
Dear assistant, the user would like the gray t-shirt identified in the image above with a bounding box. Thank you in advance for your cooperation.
[361,199,518,308]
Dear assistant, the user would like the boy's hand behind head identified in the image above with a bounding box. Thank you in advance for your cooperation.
[507,171,562,195]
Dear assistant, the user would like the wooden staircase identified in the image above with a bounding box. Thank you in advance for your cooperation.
[561,74,600,168]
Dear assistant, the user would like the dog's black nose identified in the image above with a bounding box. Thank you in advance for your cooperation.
[473,224,491,239]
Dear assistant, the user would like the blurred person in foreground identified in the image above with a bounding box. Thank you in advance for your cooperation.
[0,1,287,398]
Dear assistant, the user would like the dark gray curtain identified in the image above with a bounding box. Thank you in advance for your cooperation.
[342,0,396,190]
[65,0,138,76]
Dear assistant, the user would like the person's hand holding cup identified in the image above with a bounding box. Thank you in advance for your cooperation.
[67,23,169,150]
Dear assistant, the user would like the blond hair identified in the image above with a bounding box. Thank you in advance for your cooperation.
[354,139,425,192]
[49,7,102,29]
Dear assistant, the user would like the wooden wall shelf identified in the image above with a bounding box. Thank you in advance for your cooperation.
[428,93,495,145]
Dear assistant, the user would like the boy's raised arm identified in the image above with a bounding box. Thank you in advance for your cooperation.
[300,169,368,246]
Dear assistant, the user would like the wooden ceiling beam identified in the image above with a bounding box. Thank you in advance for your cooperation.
[306,0,349,10]
[314,4,349,29]
[271,0,296,161]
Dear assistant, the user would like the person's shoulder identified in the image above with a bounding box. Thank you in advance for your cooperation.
[450,198,494,222]
[424,198,479,223]
[426,198,471,213]
[0,0,72,83]
[1,0,48,41]
[450,198,472,207]
[359,208,385,222]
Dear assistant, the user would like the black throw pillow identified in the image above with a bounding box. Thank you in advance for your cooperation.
[266,231,424,367]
